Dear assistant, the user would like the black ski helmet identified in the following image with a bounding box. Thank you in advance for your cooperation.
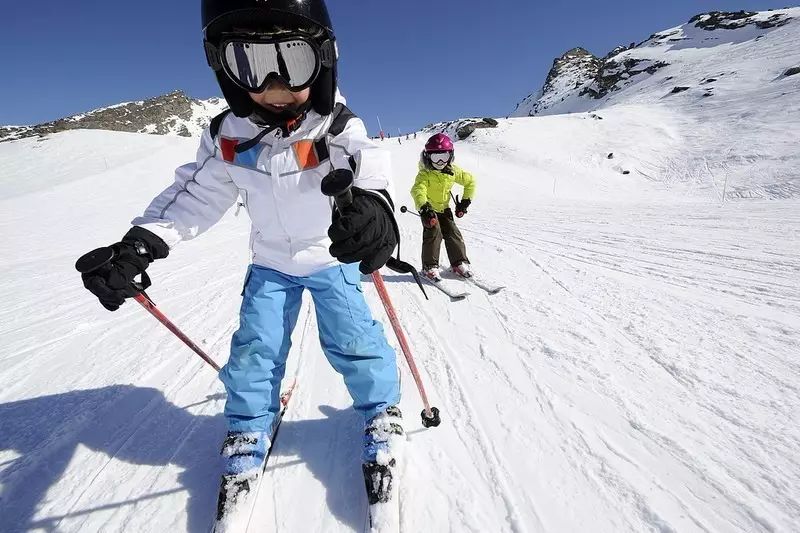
[201,0,337,118]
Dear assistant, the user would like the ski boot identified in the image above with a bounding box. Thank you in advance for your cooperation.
[452,261,472,279]
[422,265,442,282]
[362,406,405,504]
[215,431,271,527]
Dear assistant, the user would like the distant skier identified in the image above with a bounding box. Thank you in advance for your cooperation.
[411,133,476,280]
[75,0,403,528]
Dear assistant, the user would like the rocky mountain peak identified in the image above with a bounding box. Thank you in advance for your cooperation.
[1,91,227,143]
[512,8,796,118]
[688,10,791,30]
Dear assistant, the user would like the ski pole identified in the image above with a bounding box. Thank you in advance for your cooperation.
[75,247,221,372]
[402,205,477,236]
[133,293,221,371]
[322,170,442,428]
[370,270,440,426]
[399,206,420,217]
[400,205,438,228]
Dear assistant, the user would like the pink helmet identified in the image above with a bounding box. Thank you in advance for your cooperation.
[424,133,454,153]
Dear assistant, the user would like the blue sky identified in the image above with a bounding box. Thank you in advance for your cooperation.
[0,1,791,133]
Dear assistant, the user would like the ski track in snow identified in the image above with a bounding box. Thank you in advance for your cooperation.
[391,279,534,533]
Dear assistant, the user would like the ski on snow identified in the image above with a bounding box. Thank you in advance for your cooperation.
[421,268,505,300]
[364,487,400,533]
[362,423,405,533]
[450,272,505,295]
[421,273,469,301]
[212,378,298,533]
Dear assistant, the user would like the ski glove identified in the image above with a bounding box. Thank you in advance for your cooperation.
[80,226,169,311]
[455,198,471,218]
[328,188,398,275]
[419,203,438,228]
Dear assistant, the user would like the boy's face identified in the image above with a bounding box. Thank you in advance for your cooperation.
[248,80,311,115]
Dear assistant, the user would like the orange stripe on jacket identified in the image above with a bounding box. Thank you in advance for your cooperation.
[292,140,320,169]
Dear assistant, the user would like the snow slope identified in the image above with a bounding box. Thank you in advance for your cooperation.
[1,111,798,533]
[509,8,800,200]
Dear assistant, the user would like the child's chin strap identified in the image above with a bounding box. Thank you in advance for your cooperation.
[234,123,282,153]
[235,113,307,154]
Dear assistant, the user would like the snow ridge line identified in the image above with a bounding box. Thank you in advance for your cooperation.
[440,222,697,529]
[52,362,204,529]
[487,226,788,531]
[52,318,236,530]
[392,282,536,533]
[250,302,314,533]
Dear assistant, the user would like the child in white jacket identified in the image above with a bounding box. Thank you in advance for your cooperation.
[77,0,403,522]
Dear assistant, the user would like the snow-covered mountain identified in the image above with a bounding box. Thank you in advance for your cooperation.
[506,8,800,200]
[513,9,798,117]
[421,117,500,140]
[0,91,227,143]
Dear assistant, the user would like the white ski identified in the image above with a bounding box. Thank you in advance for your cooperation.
[459,274,505,295]
[421,273,469,300]
[445,270,505,295]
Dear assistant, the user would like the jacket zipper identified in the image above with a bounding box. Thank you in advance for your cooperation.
[267,135,293,257]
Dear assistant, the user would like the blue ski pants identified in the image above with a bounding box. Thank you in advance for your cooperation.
[219,263,400,433]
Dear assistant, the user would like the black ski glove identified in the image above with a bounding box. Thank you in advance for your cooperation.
[328,188,398,274]
[419,203,438,228]
[455,198,471,218]
[78,226,169,311]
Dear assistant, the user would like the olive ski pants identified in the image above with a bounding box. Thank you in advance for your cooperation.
[422,209,469,269]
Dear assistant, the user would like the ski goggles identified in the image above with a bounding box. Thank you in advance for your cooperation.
[428,152,452,165]
[205,35,336,93]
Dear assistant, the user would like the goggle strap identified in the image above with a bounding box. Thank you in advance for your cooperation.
[204,41,222,71]
[319,40,335,68]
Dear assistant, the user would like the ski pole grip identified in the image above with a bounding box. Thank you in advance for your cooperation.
[321,169,355,210]
[76,246,149,295]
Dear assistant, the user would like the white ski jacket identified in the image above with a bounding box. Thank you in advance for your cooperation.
[132,103,394,276]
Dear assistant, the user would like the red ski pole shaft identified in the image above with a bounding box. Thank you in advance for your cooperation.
[133,293,221,372]
[319,170,440,426]
[371,271,433,416]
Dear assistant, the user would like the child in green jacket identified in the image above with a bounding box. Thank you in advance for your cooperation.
[410,133,476,279]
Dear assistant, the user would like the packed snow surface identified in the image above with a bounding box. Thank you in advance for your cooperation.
[1,115,798,532]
